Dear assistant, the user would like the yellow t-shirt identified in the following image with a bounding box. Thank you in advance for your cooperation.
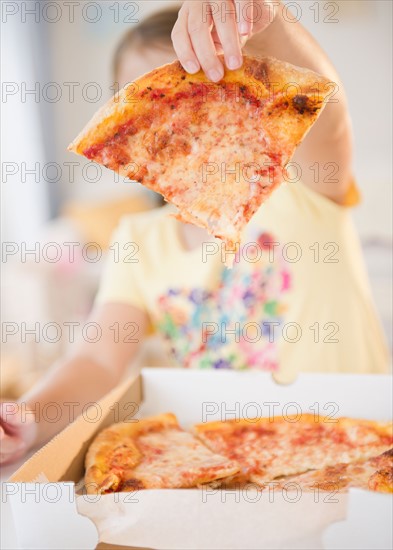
[96,181,389,382]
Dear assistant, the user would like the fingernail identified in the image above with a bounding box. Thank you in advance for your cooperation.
[239,22,250,36]
[227,55,242,70]
[184,61,199,74]
[240,35,248,47]
[207,68,223,82]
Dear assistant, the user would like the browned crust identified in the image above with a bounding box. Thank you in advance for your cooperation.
[269,447,393,494]
[368,469,393,493]
[84,413,178,494]
[68,55,331,159]
[368,448,393,492]
[194,415,393,436]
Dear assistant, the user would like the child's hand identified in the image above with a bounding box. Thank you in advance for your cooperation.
[0,403,37,466]
[172,0,278,81]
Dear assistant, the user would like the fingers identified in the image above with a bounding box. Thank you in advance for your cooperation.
[173,1,232,82]
[0,402,37,458]
[212,1,243,70]
[0,426,27,465]
[172,1,277,80]
[0,402,34,433]
[236,0,254,37]
[0,402,22,428]
[256,0,278,33]
[0,402,35,426]
[172,1,276,81]
[186,3,224,82]
[172,5,201,75]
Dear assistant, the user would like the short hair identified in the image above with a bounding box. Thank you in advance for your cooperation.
[112,7,180,82]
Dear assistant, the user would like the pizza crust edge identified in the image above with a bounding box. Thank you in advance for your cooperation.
[84,412,178,494]
[68,55,331,159]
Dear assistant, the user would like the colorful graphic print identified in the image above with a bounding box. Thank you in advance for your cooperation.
[156,231,292,370]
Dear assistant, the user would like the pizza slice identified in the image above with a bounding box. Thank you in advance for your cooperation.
[267,447,393,493]
[194,415,393,485]
[69,56,331,253]
[84,413,239,494]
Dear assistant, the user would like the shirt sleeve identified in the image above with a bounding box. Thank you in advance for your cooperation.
[94,216,146,312]
[343,177,361,207]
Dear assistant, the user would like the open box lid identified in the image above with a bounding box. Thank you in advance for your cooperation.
[9,369,393,483]
[9,371,142,484]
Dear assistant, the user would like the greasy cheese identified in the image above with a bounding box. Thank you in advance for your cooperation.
[196,420,393,483]
[122,427,239,489]
[70,57,331,254]
[87,91,284,248]
[270,448,393,493]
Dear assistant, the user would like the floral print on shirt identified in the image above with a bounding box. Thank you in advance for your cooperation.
[156,231,292,370]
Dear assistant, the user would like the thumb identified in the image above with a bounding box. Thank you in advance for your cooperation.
[252,0,278,34]
[0,426,27,454]
[0,402,35,428]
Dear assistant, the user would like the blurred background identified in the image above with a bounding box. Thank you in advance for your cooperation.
[1,0,392,398]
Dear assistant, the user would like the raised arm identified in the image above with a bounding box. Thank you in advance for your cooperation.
[172,0,353,203]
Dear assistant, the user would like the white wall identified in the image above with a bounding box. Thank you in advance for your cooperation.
[296,0,392,239]
[1,16,50,244]
[48,0,181,204]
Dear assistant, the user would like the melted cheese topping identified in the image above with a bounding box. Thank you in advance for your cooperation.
[119,427,239,490]
[197,421,393,483]
[86,88,285,246]
[271,448,393,493]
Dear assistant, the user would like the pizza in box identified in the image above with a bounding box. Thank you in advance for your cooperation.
[85,413,392,495]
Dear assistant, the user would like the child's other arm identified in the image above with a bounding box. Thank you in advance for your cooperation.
[0,302,148,465]
[251,4,353,203]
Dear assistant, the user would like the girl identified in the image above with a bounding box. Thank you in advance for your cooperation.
[0,1,388,466]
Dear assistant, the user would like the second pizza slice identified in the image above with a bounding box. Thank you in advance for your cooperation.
[85,413,239,493]
[268,448,393,493]
[194,415,393,485]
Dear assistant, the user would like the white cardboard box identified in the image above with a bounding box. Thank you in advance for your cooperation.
[4,369,393,550]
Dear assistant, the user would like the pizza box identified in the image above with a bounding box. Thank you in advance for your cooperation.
[5,368,393,550]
